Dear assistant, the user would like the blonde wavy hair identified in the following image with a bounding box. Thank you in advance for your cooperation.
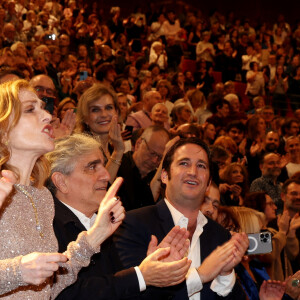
[75,83,119,133]
[0,79,49,188]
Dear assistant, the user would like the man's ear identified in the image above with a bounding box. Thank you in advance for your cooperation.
[161,169,168,184]
[51,172,68,194]
[135,137,143,151]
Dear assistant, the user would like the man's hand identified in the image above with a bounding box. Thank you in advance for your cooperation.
[147,226,190,262]
[20,252,68,285]
[220,233,249,275]
[259,280,286,300]
[86,178,125,248]
[139,247,191,287]
[197,239,237,283]
[0,170,17,208]
[285,271,300,299]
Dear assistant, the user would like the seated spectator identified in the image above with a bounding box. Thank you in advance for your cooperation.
[170,72,186,102]
[214,136,240,162]
[95,62,117,89]
[206,99,230,133]
[170,103,193,129]
[247,95,265,115]
[280,178,300,273]
[126,90,164,131]
[161,10,182,41]
[226,121,247,156]
[123,65,138,95]
[260,106,275,131]
[269,65,288,115]
[244,191,300,281]
[114,137,249,299]
[284,136,300,178]
[149,41,167,70]
[151,103,170,129]
[250,152,283,212]
[176,123,200,139]
[56,97,76,120]
[224,93,248,122]
[196,31,215,66]
[156,79,173,116]
[202,122,216,146]
[165,35,184,73]
[245,61,265,102]
[116,125,170,210]
[281,118,300,141]
[210,145,231,184]
[245,116,266,182]
[200,182,221,221]
[75,83,124,182]
[219,162,248,206]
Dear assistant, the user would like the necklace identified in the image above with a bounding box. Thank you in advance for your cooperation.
[14,184,44,238]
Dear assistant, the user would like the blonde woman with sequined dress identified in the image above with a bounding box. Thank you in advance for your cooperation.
[0,80,125,299]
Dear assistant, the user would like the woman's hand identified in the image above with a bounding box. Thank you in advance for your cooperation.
[20,252,68,285]
[278,210,291,235]
[259,280,286,300]
[0,170,17,208]
[86,177,125,248]
[109,116,125,153]
[52,110,76,139]
[230,184,242,197]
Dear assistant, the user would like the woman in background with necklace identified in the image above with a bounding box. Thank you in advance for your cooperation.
[0,80,125,299]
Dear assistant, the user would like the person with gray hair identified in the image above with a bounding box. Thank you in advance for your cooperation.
[117,125,170,210]
[126,90,163,131]
[46,133,191,300]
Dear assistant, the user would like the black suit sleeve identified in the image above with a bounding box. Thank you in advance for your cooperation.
[55,268,140,300]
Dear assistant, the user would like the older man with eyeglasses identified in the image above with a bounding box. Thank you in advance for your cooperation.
[30,74,57,115]
[116,125,170,211]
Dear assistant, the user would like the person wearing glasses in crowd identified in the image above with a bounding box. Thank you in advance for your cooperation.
[116,125,170,211]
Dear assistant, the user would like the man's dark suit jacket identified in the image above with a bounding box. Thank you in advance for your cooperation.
[116,152,155,211]
[53,196,140,300]
[113,199,245,300]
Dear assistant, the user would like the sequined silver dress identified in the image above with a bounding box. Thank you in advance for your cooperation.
[0,185,98,299]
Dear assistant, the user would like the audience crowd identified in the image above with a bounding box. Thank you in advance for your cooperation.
[1,1,300,299]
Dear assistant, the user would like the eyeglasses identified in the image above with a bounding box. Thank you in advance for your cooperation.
[34,86,56,97]
[142,138,163,161]
[265,201,277,207]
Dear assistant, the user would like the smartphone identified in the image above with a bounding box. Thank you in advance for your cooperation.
[246,231,272,255]
[79,71,88,81]
[125,125,133,134]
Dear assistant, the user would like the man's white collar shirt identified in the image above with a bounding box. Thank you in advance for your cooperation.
[165,199,235,300]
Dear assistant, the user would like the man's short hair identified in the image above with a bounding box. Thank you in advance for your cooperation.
[95,63,115,81]
[211,99,230,114]
[259,152,278,165]
[140,125,170,143]
[281,118,299,135]
[162,137,212,178]
[282,178,300,195]
[46,134,103,194]
[226,121,246,133]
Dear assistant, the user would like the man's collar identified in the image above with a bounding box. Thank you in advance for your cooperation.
[164,198,207,230]
[53,194,96,230]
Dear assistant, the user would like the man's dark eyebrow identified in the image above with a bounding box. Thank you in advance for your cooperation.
[85,159,102,168]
